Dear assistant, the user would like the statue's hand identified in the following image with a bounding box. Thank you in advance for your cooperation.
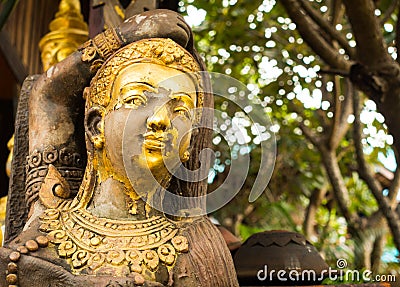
[117,9,193,51]
[80,9,194,70]
[0,245,167,287]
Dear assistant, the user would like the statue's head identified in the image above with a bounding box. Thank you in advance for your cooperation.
[84,38,203,194]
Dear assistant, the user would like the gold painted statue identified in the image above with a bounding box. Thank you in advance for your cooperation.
[39,0,88,71]
[1,9,238,287]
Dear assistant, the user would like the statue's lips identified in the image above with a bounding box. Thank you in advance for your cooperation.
[143,133,167,150]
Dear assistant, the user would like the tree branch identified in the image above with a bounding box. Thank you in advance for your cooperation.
[287,101,322,146]
[331,0,343,26]
[337,143,353,161]
[329,75,344,149]
[353,89,383,197]
[298,0,356,59]
[290,98,358,228]
[389,166,400,208]
[396,1,400,64]
[298,121,321,147]
[280,0,351,71]
[317,110,329,130]
[319,146,358,228]
[314,77,333,136]
[303,185,327,238]
[328,78,353,150]
[342,0,392,68]
[339,78,354,128]
[380,0,398,25]
[318,68,350,77]
[371,232,386,273]
[353,87,400,252]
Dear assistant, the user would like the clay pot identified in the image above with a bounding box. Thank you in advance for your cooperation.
[234,230,329,286]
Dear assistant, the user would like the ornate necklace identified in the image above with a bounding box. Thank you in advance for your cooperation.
[39,207,188,275]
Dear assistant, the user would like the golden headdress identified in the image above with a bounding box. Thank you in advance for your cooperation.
[86,38,203,109]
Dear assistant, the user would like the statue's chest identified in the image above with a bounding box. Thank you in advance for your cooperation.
[39,208,189,277]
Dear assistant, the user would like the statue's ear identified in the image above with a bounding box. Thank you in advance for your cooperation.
[85,107,104,149]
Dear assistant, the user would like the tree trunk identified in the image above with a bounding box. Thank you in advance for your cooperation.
[371,233,385,273]
[353,231,372,270]
[303,187,325,238]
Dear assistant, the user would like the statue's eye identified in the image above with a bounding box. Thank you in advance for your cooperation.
[174,106,191,119]
[124,94,147,107]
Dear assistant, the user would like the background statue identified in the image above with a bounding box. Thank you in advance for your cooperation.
[38,0,89,72]
[1,9,238,287]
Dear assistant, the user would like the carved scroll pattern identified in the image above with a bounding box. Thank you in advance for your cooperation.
[25,146,84,208]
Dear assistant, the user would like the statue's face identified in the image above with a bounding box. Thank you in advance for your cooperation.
[102,62,197,183]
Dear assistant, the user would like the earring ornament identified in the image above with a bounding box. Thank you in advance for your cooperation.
[93,135,104,149]
[181,150,190,162]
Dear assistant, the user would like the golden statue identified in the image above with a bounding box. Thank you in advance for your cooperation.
[0,9,238,287]
[5,135,13,178]
[39,0,88,71]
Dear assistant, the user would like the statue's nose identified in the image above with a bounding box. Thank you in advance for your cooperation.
[146,105,171,131]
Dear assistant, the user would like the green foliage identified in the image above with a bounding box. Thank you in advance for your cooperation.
[180,0,398,271]
[346,172,378,217]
